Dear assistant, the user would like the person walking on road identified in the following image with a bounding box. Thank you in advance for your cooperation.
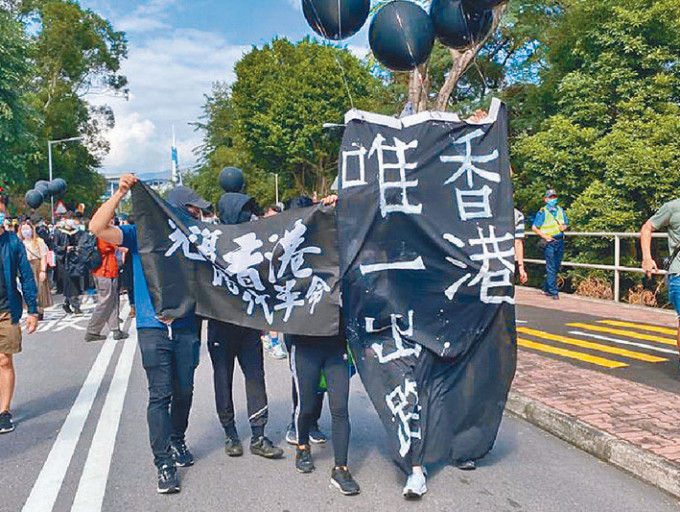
[84,228,128,342]
[0,192,39,434]
[532,189,569,299]
[55,216,85,315]
[206,167,284,461]
[641,201,680,356]
[90,175,206,495]
[20,222,52,318]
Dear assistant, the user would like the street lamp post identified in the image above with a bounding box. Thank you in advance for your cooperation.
[48,136,84,223]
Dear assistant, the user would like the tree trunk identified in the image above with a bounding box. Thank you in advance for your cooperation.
[435,4,508,112]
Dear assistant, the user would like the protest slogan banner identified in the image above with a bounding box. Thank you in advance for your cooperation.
[337,98,517,470]
[131,183,341,336]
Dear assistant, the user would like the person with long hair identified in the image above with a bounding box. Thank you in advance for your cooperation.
[19,222,52,319]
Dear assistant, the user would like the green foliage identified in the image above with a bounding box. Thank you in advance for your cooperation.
[191,38,386,206]
[0,0,127,212]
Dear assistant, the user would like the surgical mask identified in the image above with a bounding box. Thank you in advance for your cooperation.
[0,213,4,226]
[547,198,558,208]
[21,227,33,239]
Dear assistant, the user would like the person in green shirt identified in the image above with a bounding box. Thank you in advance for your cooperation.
[641,199,680,355]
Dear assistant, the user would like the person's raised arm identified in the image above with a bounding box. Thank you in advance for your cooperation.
[90,174,137,245]
[640,220,658,278]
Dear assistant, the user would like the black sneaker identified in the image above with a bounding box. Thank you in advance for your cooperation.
[170,440,194,467]
[309,425,328,444]
[84,332,107,342]
[73,308,84,316]
[331,466,360,496]
[250,436,284,459]
[295,445,315,473]
[113,330,129,340]
[62,303,73,315]
[457,460,476,471]
[157,463,180,494]
[0,411,15,434]
[225,436,244,457]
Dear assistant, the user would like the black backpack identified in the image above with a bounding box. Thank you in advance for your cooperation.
[78,232,103,271]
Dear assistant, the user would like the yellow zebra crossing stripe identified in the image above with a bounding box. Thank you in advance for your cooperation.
[566,323,676,346]
[518,338,628,368]
[598,320,676,337]
[518,327,667,363]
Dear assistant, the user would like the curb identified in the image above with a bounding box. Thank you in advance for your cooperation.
[506,391,680,499]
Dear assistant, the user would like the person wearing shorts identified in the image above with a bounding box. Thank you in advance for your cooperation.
[0,191,39,433]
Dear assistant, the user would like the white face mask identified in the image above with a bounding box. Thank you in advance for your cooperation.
[21,228,33,239]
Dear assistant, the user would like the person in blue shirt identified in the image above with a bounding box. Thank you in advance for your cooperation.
[0,190,39,434]
[532,189,569,299]
[90,174,211,495]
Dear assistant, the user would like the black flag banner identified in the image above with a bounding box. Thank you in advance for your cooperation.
[337,98,517,471]
[132,183,341,336]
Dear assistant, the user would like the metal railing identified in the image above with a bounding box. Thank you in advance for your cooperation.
[524,232,668,302]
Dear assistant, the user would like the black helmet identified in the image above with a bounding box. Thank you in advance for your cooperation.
[219,167,244,193]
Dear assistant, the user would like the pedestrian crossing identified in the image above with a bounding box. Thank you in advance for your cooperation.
[517,319,677,370]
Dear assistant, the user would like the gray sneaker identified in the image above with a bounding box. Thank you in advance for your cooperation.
[403,470,427,499]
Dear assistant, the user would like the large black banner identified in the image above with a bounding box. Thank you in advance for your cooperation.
[132,183,341,336]
[337,99,517,471]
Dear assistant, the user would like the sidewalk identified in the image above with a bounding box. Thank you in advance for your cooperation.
[511,287,680,499]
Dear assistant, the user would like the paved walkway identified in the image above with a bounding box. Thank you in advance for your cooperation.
[513,286,680,497]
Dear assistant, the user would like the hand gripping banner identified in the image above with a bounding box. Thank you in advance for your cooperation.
[132,182,341,336]
[337,99,517,471]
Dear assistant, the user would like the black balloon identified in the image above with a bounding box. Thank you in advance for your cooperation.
[25,189,44,209]
[302,0,370,40]
[431,0,494,49]
[48,178,67,196]
[219,167,244,193]
[369,1,435,72]
[464,0,505,10]
[50,178,67,196]
[35,180,50,196]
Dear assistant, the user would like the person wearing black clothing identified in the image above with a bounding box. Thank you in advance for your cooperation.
[207,167,283,460]
[289,332,359,495]
[55,217,85,315]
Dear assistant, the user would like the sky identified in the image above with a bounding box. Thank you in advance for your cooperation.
[80,0,372,176]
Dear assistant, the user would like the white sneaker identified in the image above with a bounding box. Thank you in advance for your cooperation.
[270,341,287,359]
[402,471,427,499]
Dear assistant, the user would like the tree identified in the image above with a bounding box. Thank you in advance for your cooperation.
[192,38,387,205]
[17,0,128,207]
[0,9,38,188]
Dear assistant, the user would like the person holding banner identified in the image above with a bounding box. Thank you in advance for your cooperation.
[206,169,284,461]
[90,175,209,495]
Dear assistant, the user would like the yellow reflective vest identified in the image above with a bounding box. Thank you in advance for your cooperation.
[537,207,566,237]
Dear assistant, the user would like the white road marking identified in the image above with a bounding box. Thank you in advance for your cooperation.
[72,308,136,512]
[22,338,118,512]
[568,330,678,355]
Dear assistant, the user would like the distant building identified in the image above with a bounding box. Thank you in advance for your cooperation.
[103,170,173,198]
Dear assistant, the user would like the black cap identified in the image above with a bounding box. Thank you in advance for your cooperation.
[167,186,212,212]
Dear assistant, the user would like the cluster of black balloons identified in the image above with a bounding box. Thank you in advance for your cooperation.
[25,179,67,209]
[302,0,505,72]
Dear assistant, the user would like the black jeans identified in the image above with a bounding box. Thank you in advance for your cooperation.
[284,336,324,426]
[207,320,268,439]
[138,326,199,468]
[289,336,350,466]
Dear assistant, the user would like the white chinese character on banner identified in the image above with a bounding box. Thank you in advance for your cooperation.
[368,134,422,218]
[385,377,422,458]
[455,185,493,221]
[442,226,515,305]
[440,129,500,188]
[274,279,305,322]
[223,233,265,291]
[341,145,368,189]
[212,266,240,295]
[366,310,422,363]
[267,219,321,283]
[305,275,331,314]
[165,220,211,261]
[243,289,274,324]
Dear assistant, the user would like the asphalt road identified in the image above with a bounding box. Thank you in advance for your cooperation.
[516,304,680,394]
[2,299,679,512]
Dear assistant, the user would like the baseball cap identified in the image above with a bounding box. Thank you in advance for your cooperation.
[167,186,212,212]
[545,189,558,198]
